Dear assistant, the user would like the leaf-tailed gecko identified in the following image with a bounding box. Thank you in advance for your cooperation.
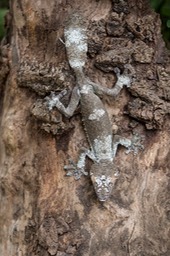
[46,14,143,201]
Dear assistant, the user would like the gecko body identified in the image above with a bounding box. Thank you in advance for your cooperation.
[47,14,143,201]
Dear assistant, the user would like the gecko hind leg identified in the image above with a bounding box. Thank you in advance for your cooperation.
[112,134,144,158]
[64,158,88,180]
[125,133,144,155]
[112,135,132,158]
[64,149,96,180]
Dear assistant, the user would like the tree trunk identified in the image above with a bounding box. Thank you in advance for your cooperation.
[0,0,170,255]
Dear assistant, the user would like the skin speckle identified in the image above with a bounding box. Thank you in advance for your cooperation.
[80,84,92,94]
[64,27,87,69]
[93,135,113,160]
[65,28,87,46]
[69,59,85,69]
[89,109,105,121]
[77,43,87,52]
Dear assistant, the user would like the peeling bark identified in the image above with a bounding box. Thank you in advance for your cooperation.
[0,0,170,255]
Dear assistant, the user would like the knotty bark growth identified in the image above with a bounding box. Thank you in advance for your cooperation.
[0,0,170,255]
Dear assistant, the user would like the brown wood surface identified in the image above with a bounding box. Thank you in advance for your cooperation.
[0,0,170,255]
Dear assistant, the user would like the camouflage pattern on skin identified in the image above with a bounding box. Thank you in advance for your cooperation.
[46,13,143,201]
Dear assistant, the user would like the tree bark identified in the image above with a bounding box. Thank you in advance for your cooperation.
[0,0,170,255]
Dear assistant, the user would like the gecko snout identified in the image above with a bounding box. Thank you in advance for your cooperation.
[90,161,117,201]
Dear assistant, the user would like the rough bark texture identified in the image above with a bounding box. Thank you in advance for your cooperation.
[0,0,170,255]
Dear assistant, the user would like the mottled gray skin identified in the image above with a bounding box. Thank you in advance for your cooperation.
[46,14,143,201]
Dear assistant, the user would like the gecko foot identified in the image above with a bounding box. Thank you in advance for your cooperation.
[124,64,136,80]
[126,133,144,155]
[64,159,88,180]
[45,90,67,110]
[113,64,135,88]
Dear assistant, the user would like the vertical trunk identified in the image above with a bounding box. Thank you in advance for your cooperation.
[0,0,170,255]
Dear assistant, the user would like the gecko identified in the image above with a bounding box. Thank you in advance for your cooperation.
[46,14,143,201]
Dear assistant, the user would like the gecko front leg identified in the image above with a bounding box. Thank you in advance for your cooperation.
[46,86,80,118]
[90,64,135,98]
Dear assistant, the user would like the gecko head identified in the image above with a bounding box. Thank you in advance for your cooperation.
[90,161,118,202]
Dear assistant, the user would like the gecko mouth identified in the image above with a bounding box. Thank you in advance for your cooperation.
[97,194,110,202]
